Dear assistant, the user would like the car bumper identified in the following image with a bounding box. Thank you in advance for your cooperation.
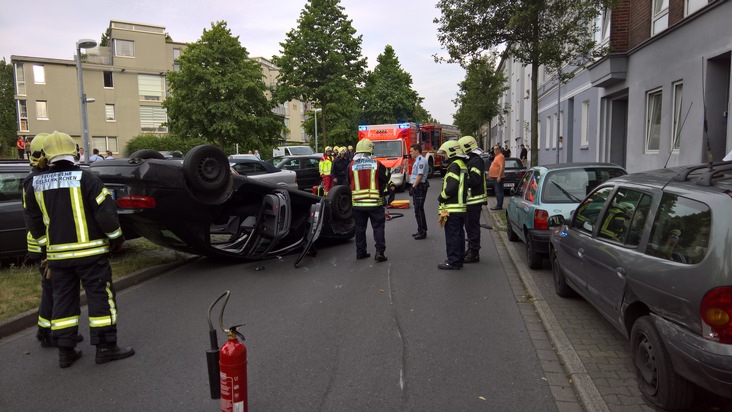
[527,229,551,255]
[653,314,732,399]
[390,172,405,186]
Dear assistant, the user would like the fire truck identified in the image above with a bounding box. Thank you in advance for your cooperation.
[357,123,461,191]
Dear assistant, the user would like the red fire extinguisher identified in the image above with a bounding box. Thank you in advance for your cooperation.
[206,291,248,412]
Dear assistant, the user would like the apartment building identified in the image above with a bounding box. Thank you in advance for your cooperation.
[12,20,308,155]
[493,0,730,172]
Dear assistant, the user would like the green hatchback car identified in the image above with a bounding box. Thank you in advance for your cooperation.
[505,163,626,268]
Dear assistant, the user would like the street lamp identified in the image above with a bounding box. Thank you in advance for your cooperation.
[76,38,97,163]
[312,108,322,153]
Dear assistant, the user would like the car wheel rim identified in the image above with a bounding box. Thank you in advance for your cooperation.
[635,333,658,392]
[198,157,221,182]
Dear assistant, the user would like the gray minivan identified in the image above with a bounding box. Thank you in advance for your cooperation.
[549,162,732,410]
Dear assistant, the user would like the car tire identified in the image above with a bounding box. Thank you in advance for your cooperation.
[399,173,407,192]
[630,316,694,410]
[427,158,435,178]
[327,185,352,221]
[182,145,232,205]
[506,211,519,242]
[129,149,165,160]
[551,248,577,297]
[526,236,543,269]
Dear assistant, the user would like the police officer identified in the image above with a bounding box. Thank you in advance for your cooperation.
[436,140,468,270]
[349,138,389,262]
[458,136,488,263]
[23,131,134,368]
[409,143,429,239]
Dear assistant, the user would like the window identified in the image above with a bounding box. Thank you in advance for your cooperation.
[597,189,651,246]
[36,101,48,120]
[18,101,28,131]
[645,89,662,152]
[545,116,552,149]
[0,172,27,201]
[139,106,168,132]
[572,186,614,234]
[593,7,611,46]
[686,0,707,16]
[15,63,26,95]
[671,82,683,151]
[581,101,590,147]
[92,136,118,152]
[645,194,711,264]
[138,74,164,101]
[105,104,116,121]
[32,65,45,84]
[173,48,182,71]
[544,167,626,204]
[114,39,135,57]
[104,71,114,88]
[652,0,669,35]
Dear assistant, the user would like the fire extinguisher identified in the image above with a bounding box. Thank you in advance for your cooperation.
[206,291,248,412]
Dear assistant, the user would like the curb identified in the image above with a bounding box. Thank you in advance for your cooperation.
[0,257,199,340]
[485,205,610,412]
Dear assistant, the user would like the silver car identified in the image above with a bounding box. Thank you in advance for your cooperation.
[549,162,732,409]
[229,158,298,190]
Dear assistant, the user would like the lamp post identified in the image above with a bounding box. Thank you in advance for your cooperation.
[76,38,97,163]
[313,108,322,153]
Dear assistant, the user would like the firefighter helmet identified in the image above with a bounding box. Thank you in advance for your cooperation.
[44,131,78,164]
[348,145,353,150]
[324,146,332,153]
[437,140,464,160]
[29,133,49,167]
[356,139,373,154]
[458,135,481,154]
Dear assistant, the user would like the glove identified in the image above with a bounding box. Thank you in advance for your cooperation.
[109,236,125,253]
[40,259,51,279]
[439,210,449,228]
[408,187,414,197]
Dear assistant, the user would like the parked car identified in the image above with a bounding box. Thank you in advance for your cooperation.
[481,155,526,194]
[268,155,322,191]
[93,145,354,266]
[228,154,258,160]
[548,162,732,409]
[229,158,298,190]
[0,161,31,260]
[506,163,626,268]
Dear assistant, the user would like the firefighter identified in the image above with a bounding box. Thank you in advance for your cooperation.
[458,136,488,263]
[319,146,334,195]
[23,131,134,368]
[348,138,389,262]
[436,140,468,270]
[332,147,350,186]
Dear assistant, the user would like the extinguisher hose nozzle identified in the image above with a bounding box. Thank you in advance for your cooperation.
[206,349,221,399]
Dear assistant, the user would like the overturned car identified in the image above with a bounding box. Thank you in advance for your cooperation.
[90,145,354,266]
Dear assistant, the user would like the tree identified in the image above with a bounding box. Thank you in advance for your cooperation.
[272,0,367,148]
[0,59,16,157]
[164,21,283,149]
[360,45,424,124]
[435,0,612,165]
[452,55,508,143]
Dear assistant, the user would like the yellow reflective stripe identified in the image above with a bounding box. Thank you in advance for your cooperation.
[106,228,123,239]
[51,316,79,330]
[27,232,43,253]
[70,187,88,243]
[96,187,111,205]
[106,281,118,324]
[48,239,107,251]
[38,316,51,328]
[35,190,51,227]
[47,246,110,260]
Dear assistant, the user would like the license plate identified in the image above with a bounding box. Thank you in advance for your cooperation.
[504,182,514,188]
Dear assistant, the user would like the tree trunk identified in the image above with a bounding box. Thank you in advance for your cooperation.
[321,106,328,148]
[530,62,539,167]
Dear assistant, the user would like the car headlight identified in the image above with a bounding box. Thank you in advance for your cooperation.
[392,166,403,174]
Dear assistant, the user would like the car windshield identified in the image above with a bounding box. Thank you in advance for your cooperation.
[505,159,523,169]
[542,167,625,203]
[372,141,403,158]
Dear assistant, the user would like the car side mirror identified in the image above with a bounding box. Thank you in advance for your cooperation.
[547,214,565,228]
[510,187,517,196]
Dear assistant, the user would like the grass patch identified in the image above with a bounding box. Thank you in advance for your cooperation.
[0,238,189,322]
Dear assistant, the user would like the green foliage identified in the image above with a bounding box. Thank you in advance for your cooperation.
[164,21,283,150]
[435,0,613,165]
[0,59,16,157]
[453,55,508,137]
[360,45,424,124]
[272,0,367,148]
[100,28,111,47]
[123,133,210,156]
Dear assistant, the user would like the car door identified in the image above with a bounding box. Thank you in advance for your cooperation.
[508,169,538,243]
[302,158,322,189]
[581,187,654,323]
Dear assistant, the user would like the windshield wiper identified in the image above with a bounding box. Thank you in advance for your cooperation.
[551,181,582,202]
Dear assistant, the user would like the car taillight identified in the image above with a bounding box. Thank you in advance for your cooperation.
[516,171,525,179]
[116,195,156,209]
[701,287,732,344]
[534,209,549,230]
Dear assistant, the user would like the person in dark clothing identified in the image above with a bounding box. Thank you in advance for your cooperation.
[458,136,488,263]
[436,140,468,270]
[519,144,528,167]
[331,147,350,186]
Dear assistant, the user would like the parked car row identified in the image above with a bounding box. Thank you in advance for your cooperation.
[481,155,526,194]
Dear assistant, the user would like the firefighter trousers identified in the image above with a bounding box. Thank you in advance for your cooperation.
[37,267,53,339]
[465,204,483,252]
[51,258,118,347]
[444,213,466,267]
[353,206,386,256]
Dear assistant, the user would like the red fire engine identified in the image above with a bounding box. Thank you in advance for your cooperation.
[357,123,461,190]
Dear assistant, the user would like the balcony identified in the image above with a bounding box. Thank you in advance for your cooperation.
[588,53,628,88]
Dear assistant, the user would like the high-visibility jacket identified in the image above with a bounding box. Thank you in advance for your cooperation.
[465,153,487,205]
[22,166,47,260]
[319,155,333,176]
[438,158,468,214]
[349,155,389,208]
[23,163,123,265]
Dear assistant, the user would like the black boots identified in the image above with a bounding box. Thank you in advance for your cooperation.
[463,250,480,264]
[95,343,135,364]
[374,252,388,262]
[59,347,82,368]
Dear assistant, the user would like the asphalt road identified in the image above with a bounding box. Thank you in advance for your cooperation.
[0,186,560,411]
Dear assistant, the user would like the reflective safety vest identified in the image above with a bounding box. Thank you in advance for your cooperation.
[466,156,487,206]
[439,159,468,214]
[350,157,383,207]
[319,156,332,176]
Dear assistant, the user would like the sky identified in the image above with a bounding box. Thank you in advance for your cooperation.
[0,0,465,124]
